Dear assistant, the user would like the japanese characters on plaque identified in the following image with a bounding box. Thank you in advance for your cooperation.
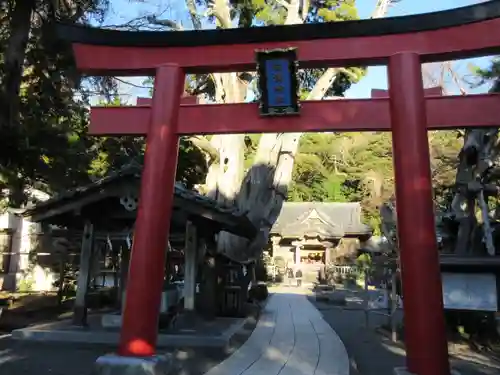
[256,48,300,116]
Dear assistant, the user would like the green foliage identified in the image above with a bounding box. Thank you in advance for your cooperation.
[90,97,207,188]
[474,57,500,91]
[308,0,358,22]
[355,252,372,271]
[286,129,462,235]
[18,278,34,293]
[0,0,467,243]
[0,1,206,208]
[0,1,110,204]
[188,0,364,100]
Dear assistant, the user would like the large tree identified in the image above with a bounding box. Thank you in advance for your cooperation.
[449,59,500,256]
[134,0,401,263]
[0,0,206,209]
[0,0,111,206]
[378,59,500,256]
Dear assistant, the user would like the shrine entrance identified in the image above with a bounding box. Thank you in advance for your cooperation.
[57,2,500,375]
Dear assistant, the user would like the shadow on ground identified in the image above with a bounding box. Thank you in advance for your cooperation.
[2,288,499,375]
[0,306,260,375]
[307,287,500,375]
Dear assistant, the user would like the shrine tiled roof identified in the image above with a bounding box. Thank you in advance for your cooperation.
[271,202,372,239]
[23,164,256,238]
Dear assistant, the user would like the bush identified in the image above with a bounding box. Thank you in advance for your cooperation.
[445,310,499,341]
[254,262,268,281]
[18,278,34,293]
[249,283,268,302]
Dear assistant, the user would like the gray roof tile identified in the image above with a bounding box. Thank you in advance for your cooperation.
[271,202,371,238]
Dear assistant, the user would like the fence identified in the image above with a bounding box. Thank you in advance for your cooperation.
[0,229,13,274]
[333,265,358,275]
[0,228,126,295]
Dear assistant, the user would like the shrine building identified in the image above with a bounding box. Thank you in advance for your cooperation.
[268,202,372,276]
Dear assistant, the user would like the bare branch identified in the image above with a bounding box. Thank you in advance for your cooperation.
[185,0,202,30]
[146,15,184,31]
[275,0,290,9]
[189,136,219,162]
[447,63,468,95]
[114,77,151,90]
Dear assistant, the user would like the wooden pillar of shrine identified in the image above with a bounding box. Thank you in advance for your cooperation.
[72,221,94,326]
[184,221,197,312]
[270,236,281,258]
[322,241,334,265]
[292,240,303,265]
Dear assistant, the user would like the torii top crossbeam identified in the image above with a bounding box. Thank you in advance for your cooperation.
[58,1,500,136]
[58,1,500,75]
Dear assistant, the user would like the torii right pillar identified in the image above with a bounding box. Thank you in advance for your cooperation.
[388,52,450,375]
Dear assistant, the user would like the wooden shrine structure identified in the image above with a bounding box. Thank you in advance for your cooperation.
[55,2,500,375]
[23,165,256,323]
[269,202,371,281]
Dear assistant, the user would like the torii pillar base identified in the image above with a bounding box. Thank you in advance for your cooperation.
[93,354,177,375]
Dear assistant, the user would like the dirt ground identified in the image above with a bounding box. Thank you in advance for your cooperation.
[0,290,118,333]
[308,291,500,375]
[0,296,260,375]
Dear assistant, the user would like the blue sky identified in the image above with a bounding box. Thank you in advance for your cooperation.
[346,0,492,98]
[100,0,494,101]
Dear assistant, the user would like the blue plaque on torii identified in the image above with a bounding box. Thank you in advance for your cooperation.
[256,48,300,117]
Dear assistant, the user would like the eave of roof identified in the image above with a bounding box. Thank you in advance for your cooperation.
[22,165,256,239]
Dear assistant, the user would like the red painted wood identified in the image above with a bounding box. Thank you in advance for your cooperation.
[371,87,442,98]
[88,94,500,136]
[72,7,500,370]
[118,65,183,357]
[388,53,449,375]
[72,18,500,74]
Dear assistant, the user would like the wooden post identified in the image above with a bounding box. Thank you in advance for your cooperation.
[364,268,369,328]
[52,237,70,306]
[184,221,197,312]
[295,244,301,265]
[118,244,130,312]
[73,221,94,326]
[251,263,256,284]
[111,242,119,290]
[324,246,331,265]
[201,255,217,319]
[391,272,398,342]
[57,252,66,306]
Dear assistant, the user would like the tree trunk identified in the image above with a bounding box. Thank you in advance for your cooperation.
[1,0,35,128]
[451,126,499,255]
[201,1,397,263]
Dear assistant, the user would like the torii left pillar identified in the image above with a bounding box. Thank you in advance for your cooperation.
[94,64,183,375]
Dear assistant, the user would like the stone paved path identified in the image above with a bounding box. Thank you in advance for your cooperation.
[204,288,349,375]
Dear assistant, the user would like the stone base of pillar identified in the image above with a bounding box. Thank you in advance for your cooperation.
[393,367,460,375]
[93,354,176,375]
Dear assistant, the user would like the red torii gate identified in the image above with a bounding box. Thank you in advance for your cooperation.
[57,2,500,375]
